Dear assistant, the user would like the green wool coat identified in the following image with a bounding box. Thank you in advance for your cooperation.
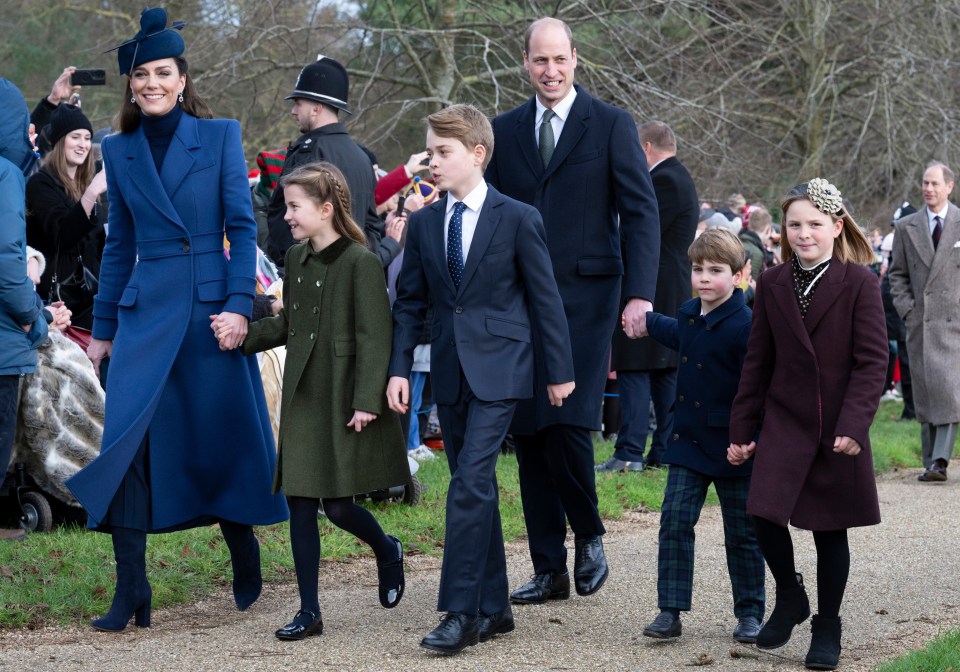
[243,236,407,498]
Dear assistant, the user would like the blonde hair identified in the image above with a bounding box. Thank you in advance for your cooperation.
[426,104,494,170]
[44,134,96,203]
[280,162,366,246]
[779,183,875,265]
[688,227,745,272]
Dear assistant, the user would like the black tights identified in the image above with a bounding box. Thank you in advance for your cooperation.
[753,516,849,619]
[287,495,393,613]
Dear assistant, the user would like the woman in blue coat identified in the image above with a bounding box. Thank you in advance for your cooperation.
[66,8,288,631]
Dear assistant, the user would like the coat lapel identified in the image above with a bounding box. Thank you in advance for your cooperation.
[514,99,543,177]
[802,261,846,335]
[543,87,590,181]
[457,189,502,294]
[927,203,960,286]
[124,128,183,229]
[159,113,201,199]
[767,266,815,356]
[904,211,935,270]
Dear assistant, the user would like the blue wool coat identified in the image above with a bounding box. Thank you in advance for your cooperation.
[646,289,753,477]
[66,113,289,531]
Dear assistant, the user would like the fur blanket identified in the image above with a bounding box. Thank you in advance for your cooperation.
[11,332,103,507]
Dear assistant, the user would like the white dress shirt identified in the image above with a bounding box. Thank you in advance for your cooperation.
[444,181,488,265]
[927,205,948,236]
[534,88,578,148]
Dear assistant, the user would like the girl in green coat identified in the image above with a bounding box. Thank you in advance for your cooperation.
[216,163,407,641]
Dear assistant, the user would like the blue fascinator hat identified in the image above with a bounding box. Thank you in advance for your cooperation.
[109,7,186,76]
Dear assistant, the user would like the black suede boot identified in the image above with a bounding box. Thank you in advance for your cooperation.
[220,521,262,611]
[755,572,811,649]
[92,527,151,631]
[805,615,842,670]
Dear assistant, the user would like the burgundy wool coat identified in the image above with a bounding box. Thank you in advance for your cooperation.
[729,260,887,531]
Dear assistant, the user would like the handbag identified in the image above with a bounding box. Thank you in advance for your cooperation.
[62,325,93,352]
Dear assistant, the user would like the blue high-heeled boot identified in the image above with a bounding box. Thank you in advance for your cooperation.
[220,521,262,611]
[92,527,151,631]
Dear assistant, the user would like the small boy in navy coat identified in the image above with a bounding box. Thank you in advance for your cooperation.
[637,228,765,643]
[387,104,575,655]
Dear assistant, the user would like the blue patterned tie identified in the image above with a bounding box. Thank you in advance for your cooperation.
[447,201,467,289]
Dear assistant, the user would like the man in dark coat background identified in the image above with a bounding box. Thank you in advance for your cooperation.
[265,55,400,269]
[485,17,661,604]
[603,121,698,471]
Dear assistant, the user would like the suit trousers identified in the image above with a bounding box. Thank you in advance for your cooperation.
[657,465,765,619]
[515,425,606,574]
[614,368,677,464]
[435,371,516,615]
[920,422,958,468]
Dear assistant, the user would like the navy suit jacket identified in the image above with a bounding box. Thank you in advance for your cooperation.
[390,185,573,404]
[486,86,660,430]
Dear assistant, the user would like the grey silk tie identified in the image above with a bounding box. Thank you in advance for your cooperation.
[539,109,556,168]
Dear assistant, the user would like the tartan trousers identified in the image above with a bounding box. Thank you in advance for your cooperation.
[657,464,765,619]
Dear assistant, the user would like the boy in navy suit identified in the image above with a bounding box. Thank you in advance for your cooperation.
[387,104,575,655]
[637,228,765,643]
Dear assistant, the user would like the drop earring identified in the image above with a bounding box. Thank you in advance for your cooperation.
[178,90,184,103]
[130,95,136,104]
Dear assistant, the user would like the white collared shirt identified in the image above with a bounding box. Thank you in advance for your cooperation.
[534,88,578,148]
[927,205,948,236]
[444,181,488,265]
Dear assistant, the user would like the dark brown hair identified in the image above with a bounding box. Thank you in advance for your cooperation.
[114,56,213,133]
[280,162,366,246]
[688,227,745,272]
[44,132,96,203]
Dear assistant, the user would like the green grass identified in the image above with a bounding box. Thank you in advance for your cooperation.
[0,403,932,637]
[874,628,960,671]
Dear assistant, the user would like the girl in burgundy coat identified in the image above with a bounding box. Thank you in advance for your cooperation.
[728,179,887,671]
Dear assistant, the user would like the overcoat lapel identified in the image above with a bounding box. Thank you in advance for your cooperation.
[457,192,501,294]
[904,214,935,271]
[159,113,201,199]
[543,90,589,181]
[514,100,543,177]
[768,269,815,356]
[927,204,960,286]
[802,261,846,335]
[124,128,183,229]
[427,200,457,295]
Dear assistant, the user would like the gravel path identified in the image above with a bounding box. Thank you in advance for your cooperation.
[1,469,956,672]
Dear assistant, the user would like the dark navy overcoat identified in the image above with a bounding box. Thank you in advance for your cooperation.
[67,113,289,531]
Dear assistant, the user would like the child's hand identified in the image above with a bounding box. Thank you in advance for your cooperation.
[727,441,756,465]
[386,376,409,413]
[48,301,72,332]
[833,435,861,456]
[347,410,377,433]
[547,381,576,407]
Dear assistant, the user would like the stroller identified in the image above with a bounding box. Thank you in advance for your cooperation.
[1,331,103,532]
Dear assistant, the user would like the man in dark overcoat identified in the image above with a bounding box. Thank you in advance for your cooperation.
[603,121,698,471]
[265,56,400,269]
[485,17,660,603]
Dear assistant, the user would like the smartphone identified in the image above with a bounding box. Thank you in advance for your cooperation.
[395,194,406,216]
[71,69,106,86]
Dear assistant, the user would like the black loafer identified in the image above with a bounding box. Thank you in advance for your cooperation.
[377,535,405,608]
[643,611,682,639]
[420,612,480,655]
[510,571,570,604]
[275,609,323,641]
[479,607,515,642]
[733,615,762,643]
[573,536,608,596]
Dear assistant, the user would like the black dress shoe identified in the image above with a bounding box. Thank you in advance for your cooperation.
[275,609,324,641]
[573,536,608,596]
[732,615,762,643]
[479,607,515,642]
[595,456,644,472]
[643,611,682,639]
[510,571,570,604]
[918,460,948,482]
[377,535,404,608]
[420,613,480,654]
